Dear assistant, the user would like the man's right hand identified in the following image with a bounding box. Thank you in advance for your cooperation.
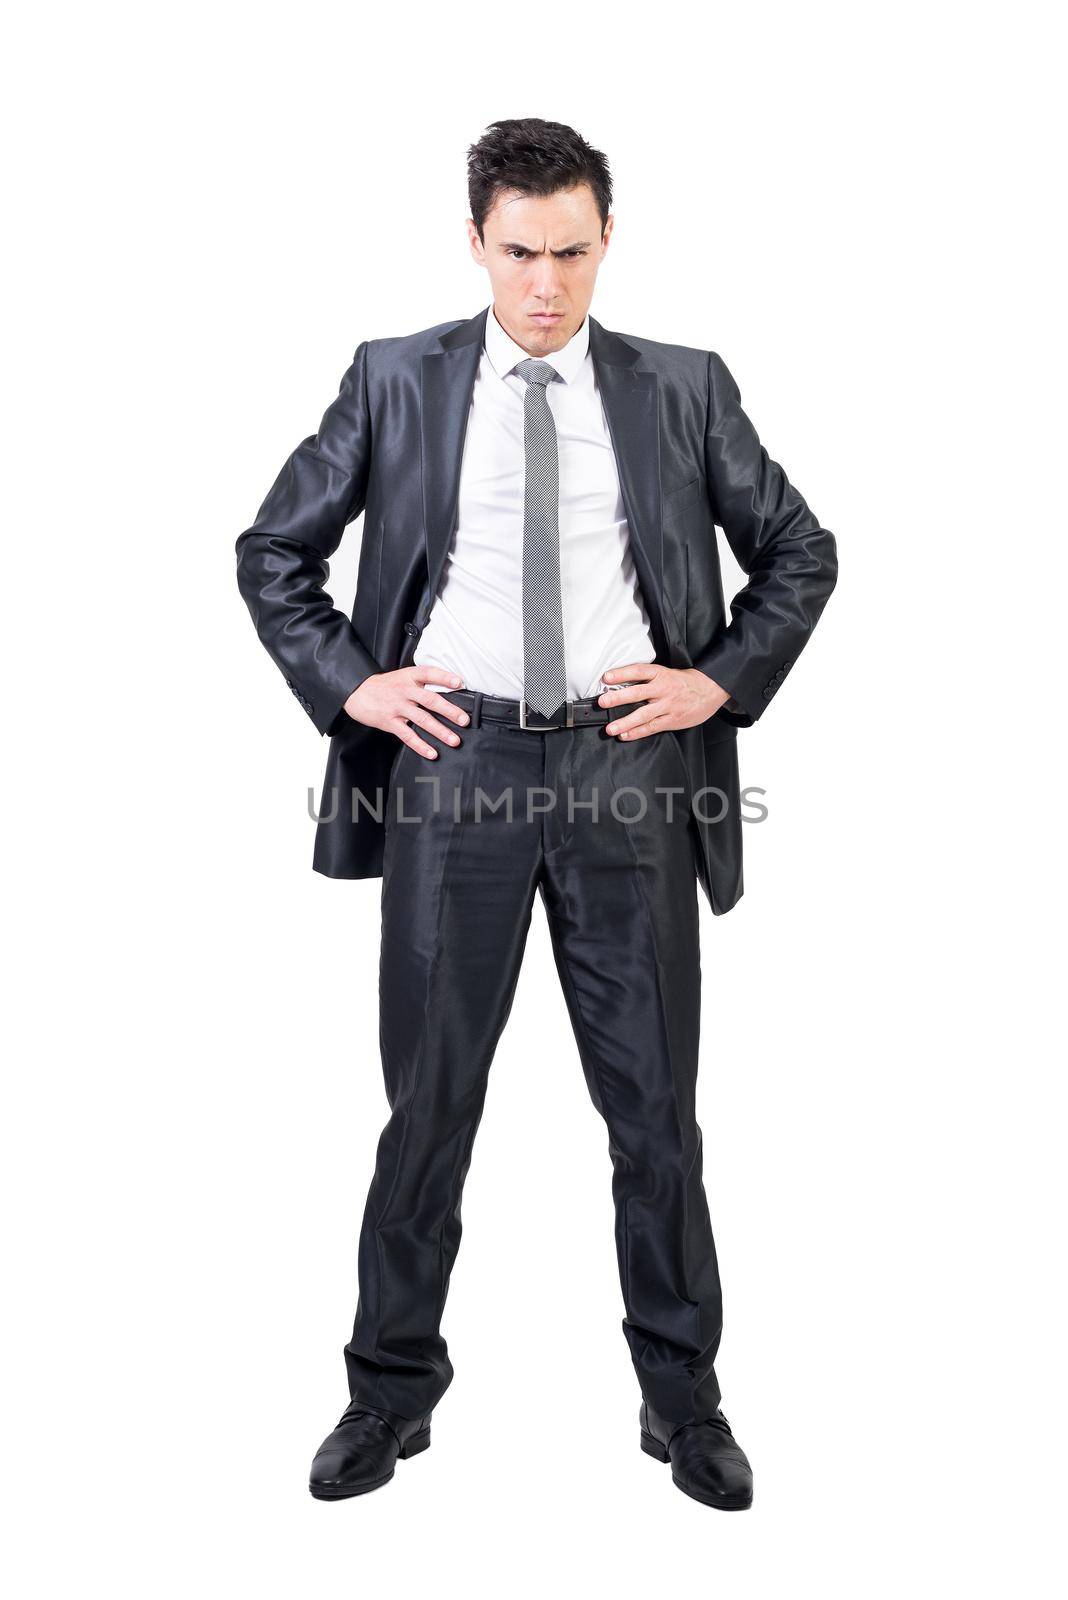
[343,664,470,759]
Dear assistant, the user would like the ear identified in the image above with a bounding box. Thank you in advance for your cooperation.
[466,218,486,263]
[600,214,614,256]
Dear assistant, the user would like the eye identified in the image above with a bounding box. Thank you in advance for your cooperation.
[508,249,529,260]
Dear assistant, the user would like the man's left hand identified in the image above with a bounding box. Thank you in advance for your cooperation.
[598,662,730,738]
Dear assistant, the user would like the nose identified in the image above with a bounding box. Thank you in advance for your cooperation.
[530,259,563,304]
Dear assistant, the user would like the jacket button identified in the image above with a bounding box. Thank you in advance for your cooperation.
[763,687,773,699]
[404,621,420,637]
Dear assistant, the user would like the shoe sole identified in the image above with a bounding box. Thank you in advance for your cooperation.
[308,1427,431,1500]
[640,1429,753,1511]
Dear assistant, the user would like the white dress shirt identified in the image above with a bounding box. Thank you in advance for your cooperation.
[414,302,655,700]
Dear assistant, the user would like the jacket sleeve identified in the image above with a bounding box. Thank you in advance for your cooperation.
[692,351,838,725]
[235,341,383,737]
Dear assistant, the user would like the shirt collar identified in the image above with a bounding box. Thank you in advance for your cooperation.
[484,302,590,385]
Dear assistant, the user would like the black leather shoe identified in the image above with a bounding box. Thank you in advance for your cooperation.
[308,1400,432,1500]
[640,1400,753,1510]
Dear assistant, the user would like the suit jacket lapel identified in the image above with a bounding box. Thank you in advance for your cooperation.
[420,306,669,662]
[588,315,668,661]
[419,307,487,623]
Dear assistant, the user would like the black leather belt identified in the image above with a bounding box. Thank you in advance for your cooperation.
[440,688,643,732]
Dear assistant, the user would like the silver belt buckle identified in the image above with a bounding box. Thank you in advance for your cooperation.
[518,699,575,731]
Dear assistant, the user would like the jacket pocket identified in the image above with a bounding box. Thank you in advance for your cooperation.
[662,475,702,517]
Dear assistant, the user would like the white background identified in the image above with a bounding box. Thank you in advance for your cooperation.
[4,2,1064,1595]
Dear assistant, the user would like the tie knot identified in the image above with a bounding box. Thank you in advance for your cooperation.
[514,358,557,388]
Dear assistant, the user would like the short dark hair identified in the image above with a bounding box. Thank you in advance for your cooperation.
[466,118,613,241]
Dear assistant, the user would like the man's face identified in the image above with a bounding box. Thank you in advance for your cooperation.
[467,182,612,355]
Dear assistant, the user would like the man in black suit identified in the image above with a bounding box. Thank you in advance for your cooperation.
[236,117,837,1510]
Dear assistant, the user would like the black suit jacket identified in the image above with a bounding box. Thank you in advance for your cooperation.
[236,305,837,913]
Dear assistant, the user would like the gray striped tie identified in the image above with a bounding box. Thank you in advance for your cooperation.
[515,358,567,719]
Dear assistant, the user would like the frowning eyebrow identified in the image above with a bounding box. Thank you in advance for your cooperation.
[498,241,592,255]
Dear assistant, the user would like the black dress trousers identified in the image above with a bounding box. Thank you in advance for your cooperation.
[344,696,724,1428]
